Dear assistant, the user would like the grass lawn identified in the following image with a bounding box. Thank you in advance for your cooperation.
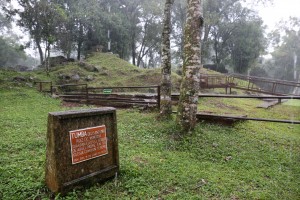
[0,86,299,200]
[283,99,300,107]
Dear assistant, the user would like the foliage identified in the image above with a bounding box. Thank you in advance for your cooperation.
[4,0,271,71]
[267,17,300,82]
[6,0,165,68]
[0,85,299,199]
[0,36,26,68]
[171,0,267,73]
[119,0,164,67]
[13,0,67,66]
[204,0,266,73]
[0,1,11,32]
[230,17,266,73]
[249,66,268,77]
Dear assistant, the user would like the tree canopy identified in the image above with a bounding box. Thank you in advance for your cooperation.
[2,0,277,75]
[267,17,300,82]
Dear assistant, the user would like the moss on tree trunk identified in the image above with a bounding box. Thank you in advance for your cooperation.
[176,0,203,133]
[160,0,175,119]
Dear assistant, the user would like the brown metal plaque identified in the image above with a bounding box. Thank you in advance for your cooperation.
[70,126,108,164]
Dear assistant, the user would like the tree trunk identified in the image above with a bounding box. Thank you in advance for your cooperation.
[293,52,297,80]
[77,22,83,61]
[36,41,44,64]
[131,33,136,66]
[202,24,211,63]
[160,0,174,119]
[176,0,203,133]
[293,51,298,95]
[45,41,51,76]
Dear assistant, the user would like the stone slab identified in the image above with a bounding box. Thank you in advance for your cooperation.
[45,108,119,194]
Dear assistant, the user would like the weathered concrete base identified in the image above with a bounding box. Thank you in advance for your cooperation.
[45,108,119,194]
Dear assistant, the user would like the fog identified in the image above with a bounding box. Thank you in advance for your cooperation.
[0,0,299,89]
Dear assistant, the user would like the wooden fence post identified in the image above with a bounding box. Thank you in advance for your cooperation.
[50,85,53,96]
[50,82,53,94]
[39,82,42,92]
[86,84,89,106]
[157,85,161,109]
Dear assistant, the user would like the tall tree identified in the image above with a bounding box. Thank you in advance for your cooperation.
[136,0,163,68]
[171,0,268,72]
[160,0,174,119]
[119,0,143,66]
[12,0,66,65]
[206,1,266,73]
[120,0,163,67]
[176,0,203,133]
[230,17,266,73]
[53,0,103,60]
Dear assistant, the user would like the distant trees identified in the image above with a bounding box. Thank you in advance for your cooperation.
[0,1,11,32]
[0,2,28,68]
[12,0,66,68]
[230,17,266,73]
[267,17,300,82]
[4,0,270,73]
[7,0,164,68]
[119,0,163,67]
[202,0,266,73]
[170,0,267,74]
[0,36,26,67]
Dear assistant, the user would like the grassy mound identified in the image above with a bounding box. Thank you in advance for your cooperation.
[32,53,182,90]
[0,53,228,93]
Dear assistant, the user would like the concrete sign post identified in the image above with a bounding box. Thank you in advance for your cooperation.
[45,108,119,194]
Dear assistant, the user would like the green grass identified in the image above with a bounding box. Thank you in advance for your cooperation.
[197,97,300,121]
[25,52,182,90]
[283,99,300,107]
[0,85,299,199]
[84,53,182,89]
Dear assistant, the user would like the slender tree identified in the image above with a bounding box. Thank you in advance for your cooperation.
[160,0,174,119]
[176,0,203,133]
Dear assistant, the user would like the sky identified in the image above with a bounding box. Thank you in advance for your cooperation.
[251,0,300,30]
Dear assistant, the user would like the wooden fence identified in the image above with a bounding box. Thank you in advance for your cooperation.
[34,81,300,124]
[44,83,161,108]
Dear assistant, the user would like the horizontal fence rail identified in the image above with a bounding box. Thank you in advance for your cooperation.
[192,94,300,124]
[226,74,300,96]
[229,73,300,86]
[197,94,300,99]
[198,73,300,96]
[196,113,300,124]
[88,86,160,89]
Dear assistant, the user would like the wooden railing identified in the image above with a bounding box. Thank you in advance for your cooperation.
[34,81,300,124]
[44,83,161,108]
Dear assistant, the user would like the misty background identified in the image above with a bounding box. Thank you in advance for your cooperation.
[0,0,299,83]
